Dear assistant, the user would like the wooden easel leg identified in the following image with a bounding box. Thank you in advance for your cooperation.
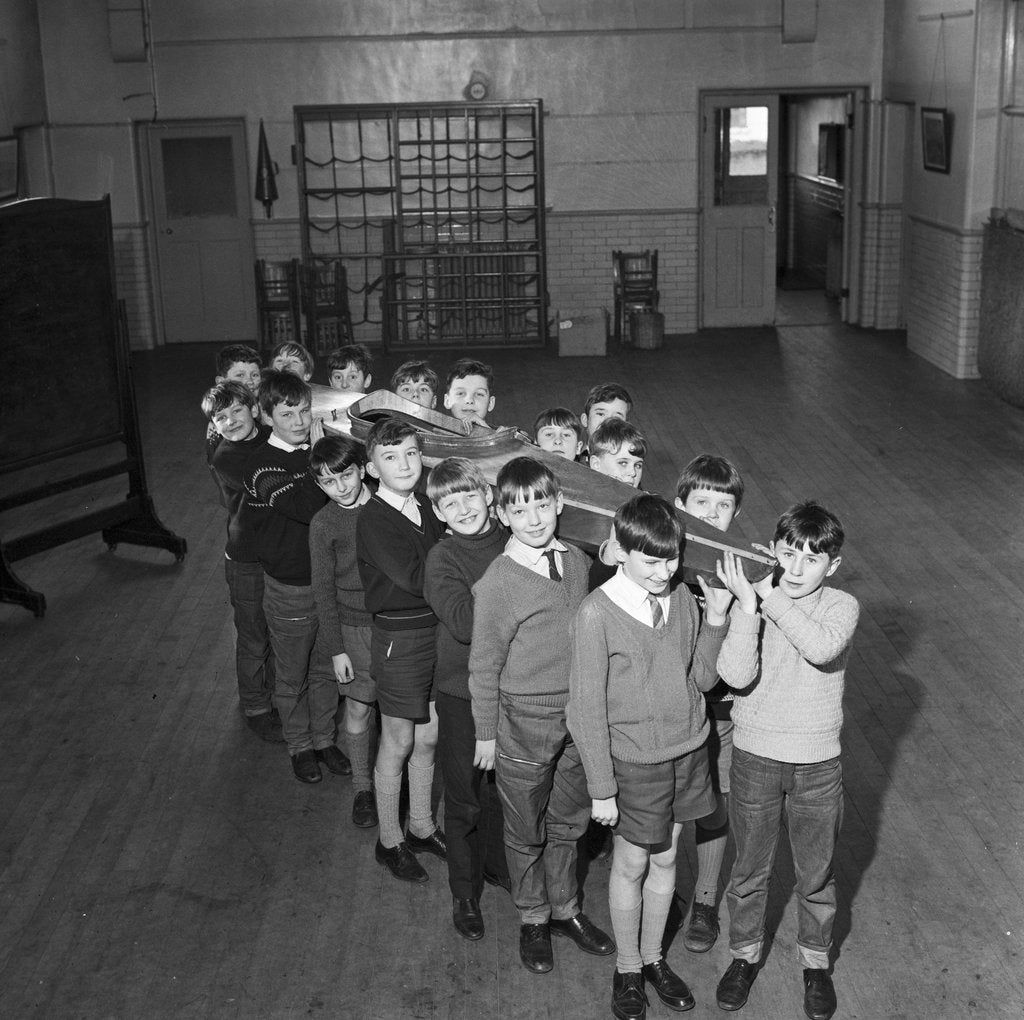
[102,497,188,561]
[0,544,46,617]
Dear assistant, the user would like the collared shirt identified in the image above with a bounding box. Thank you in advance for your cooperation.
[267,433,310,453]
[504,534,568,578]
[601,566,671,627]
[375,484,422,525]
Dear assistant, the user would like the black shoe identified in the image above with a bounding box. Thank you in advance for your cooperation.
[612,970,648,1020]
[641,959,694,1011]
[406,827,447,860]
[683,901,720,953]
[519,923,553,973]
[716,959,758,1011]
[290,749,322,784]
[483,869,511,892]
[453,897,485,941]
[549,912,615,956]
[374,840,428,883]
[803,969,837,1020]
[314,744,351,775]
[246,711,284,743]
[351,789,377,828]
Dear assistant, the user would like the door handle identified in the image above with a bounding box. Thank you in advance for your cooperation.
[767,206,776,231]
[165,228,174,235]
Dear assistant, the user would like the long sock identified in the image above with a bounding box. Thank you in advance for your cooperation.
[406,760,435,839]
[374,767,403,848]
[347,727,372,792]
[639,885,673,965]
[609,872,643,973]
[694,824,728,904]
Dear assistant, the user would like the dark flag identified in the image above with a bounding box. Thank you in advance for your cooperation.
[255,119,278,218]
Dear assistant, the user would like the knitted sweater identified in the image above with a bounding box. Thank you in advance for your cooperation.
[209,423,270,562]
[567,587,729,799]
[716,585,860,763]
[244,442,328,586]
[423,521,509,701]
[468,545,590,741]
[309,498,373,657]
[356,492,445,630]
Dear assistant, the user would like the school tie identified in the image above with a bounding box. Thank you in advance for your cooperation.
[544,549,562,582]
[647,593,665,630]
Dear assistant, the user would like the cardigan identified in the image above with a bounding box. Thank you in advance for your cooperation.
[567,587,728,799]
[468,544,589,741]
[716,585,860,763]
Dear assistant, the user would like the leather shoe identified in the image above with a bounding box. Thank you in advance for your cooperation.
[351,789,377,828]
[519,923,553,973]
[549,912,615,956]
[375,840,428,883]
[717,959,758,1011]
[641,959,694,1011]
[246,711,284,743]
[612,970,648,1020]
[452,897,485,941]
[290,749,322,784]
[314,744,351,775]
[683,901,719,953]
[803,969,837,1020]
[406,827,447,860]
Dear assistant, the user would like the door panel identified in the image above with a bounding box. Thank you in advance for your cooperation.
[701,95,778,327]
[144,121,256,343]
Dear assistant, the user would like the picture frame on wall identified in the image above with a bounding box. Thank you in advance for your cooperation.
[0,136,19,200]
[921,107,951,174]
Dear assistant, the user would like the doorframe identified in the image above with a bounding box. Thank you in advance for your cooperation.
[135,117,255,347]
[698,86,867,328]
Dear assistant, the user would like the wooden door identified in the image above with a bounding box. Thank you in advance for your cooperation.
[144,121,256,343]
[700,94,779,327]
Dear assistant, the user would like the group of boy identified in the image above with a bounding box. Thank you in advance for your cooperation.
[200,339,858,1020]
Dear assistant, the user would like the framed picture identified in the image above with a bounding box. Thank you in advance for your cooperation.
[0,136,19,200]
[921,107,951,174]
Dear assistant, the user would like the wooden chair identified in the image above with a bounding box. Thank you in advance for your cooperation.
[612,249,659,345]
[300,259,354,356]
[254,259,302,350]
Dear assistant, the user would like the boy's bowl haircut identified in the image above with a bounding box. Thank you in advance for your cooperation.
[533,406,584,442]
[327,343,373,374]
[614,493,683,559]
[774,501,845,558]
[589,418,647,459]
[365,415,422,457]
[310,434,366,475]
[258,370,312,417]
[583,382,633,416]
[391,359,439,393]
[495,456,558,508]
[426,457,490,504]
[675,453,745,508]
[445,357,494,391]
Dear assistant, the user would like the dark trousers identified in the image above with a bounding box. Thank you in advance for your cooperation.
[495,694,590,924]
[224,557,275,715]
[436,691,510,900]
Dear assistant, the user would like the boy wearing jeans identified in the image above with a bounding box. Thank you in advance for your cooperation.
[714,502,859,1020]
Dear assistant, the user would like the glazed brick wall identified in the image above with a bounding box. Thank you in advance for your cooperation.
[906,217,982,379]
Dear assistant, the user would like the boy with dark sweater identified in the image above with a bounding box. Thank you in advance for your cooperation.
[309,435,377,828]
[568,494,731,1020]
[245,371,349,784]
[356,417,446,884]
[423,458,511,941]
[713,502,859,1020]
[201,380,279,743]
[469,456,615,975]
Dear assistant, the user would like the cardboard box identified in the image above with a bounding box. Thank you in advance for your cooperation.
[557,313,607,357]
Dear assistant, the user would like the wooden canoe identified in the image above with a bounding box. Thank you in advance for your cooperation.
[310,386,775,585]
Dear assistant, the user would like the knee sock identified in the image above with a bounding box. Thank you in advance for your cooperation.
[609,874,643,973]
[694,823,728,905]
[406,760,435,839]
[374,767,403,848]
[639,885,673,965]
[346,727,372,792]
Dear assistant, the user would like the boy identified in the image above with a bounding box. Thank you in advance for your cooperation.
[201,380,279,743]
[580,383,633,452]
[533,407,584,461]
[245,370,349,784]
[356,417,446,883]
[327,344,373,393]
[469,456,614,974]
[269,340,314,382]
[589,418,647,489]
[309,435,378,827]
[215,343,263,396]
[568,494,732,1020]
[443,358,494,425]
[423,458,511,940]
[674,454,745,953]
[713,502,859,1020]
[391,359,439,409]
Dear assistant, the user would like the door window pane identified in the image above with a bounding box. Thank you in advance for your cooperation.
[161,136,236,218]
[714,106,768,206]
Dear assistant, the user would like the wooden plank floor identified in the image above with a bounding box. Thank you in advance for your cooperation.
[2,319,1024,1019]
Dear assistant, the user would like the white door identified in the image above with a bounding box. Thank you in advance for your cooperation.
[144,121,257,342]
[700,94,779,327]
